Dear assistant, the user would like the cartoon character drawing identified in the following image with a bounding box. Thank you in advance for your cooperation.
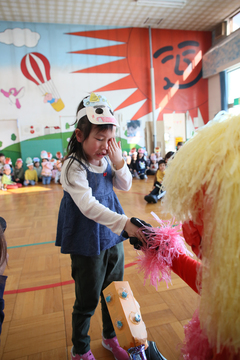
[43,93,58,104]
[1,87,25,109]
[20,52,64,112]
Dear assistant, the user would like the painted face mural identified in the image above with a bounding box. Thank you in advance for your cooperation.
[68,28,211,123]
[69,28,211,123]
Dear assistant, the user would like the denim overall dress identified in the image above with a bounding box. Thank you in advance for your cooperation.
[55,157,125,256]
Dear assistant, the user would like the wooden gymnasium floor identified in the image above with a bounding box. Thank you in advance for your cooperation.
[0,176,199,360]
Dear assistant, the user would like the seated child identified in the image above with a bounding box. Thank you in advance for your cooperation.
[129,152,139,178]
[136,148,148,179]
[1,164,22,190]
[0,153,5,177]
[13,158,24,184]
[24,158,38,186]
[54,160,62,184]
[41,160,53,185]
[56,151,63,161]
[41,151,53,185]
[33,157,42,181]
[154,147,162,162]
[144,160,166,203]
[5,158,13,177]
[147,153,158,175]
[176,141,184,151]
[51,159,57,182]
[164,151,174,164]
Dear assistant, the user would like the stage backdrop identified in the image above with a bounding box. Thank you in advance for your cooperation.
[0,22,211,164]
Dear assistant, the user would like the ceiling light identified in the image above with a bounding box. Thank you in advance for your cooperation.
[135,0,186,8]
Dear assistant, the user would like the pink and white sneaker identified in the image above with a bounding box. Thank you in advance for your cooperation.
[102,336,129,360]
[71,346,96,360]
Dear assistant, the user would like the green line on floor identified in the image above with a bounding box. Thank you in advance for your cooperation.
[8,241,55,249]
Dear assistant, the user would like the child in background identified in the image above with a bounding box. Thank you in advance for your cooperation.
[147,153,158,175]
[41,160,53,185]
[55,92,142,360]
[33,157,42,181]
[24,158,38,186]
[40,151,53,185]
[154,147,162,162]
[54,160,62,184]
[1,164,22,190]
[5,158,13,177]
[176,141,184,151]
[0,216,8,334]
[56,151,63,161]
[136,148,148,179]
[13,158,24,184]
[0,153,5,177]
[51,159,57,182]
[164,151,174,164]
[144,160,166,203]
[129,151,139,178]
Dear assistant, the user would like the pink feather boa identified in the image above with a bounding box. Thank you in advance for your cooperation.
[181,309,213,360]
[136,212,192,289]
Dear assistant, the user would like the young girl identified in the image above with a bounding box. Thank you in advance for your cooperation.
[56,92,142,360]
[0,216,8,334]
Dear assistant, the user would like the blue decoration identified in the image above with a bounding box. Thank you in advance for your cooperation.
[106,295,111,303]
[116,320,123,329]
[134,313,141,322]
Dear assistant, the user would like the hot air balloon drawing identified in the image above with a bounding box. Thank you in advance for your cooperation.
[20,52,64,112]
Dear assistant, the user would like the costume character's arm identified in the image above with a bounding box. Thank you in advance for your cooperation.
[171,254,200,294]
[126,216,201,293]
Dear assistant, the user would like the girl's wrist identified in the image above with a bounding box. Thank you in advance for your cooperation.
[114,159,124,170]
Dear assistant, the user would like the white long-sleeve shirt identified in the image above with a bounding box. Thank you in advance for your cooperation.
[60,156,132,235]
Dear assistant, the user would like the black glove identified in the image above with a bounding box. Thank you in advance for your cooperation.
[122,217,152,250]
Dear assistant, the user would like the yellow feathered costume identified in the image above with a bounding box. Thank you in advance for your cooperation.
[162,113,240,359]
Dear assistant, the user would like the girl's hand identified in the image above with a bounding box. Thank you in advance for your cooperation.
[108,139,124,170]
[123,219,147,244]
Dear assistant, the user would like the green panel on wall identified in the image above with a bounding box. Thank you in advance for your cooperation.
[0,142,21,165]
[21,138,63,169]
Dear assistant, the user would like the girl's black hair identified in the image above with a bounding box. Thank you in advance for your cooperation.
[0,219,7,268]
[164,151,175,160]
[65,96,113,185]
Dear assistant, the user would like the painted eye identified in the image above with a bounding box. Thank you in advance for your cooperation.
[95,108,104,114]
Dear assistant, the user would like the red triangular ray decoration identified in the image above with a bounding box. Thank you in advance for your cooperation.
[115,89,147,111]
[69,44,127,57]
[72,59,129,74]
[199,102,209,124]
[131,99,151,120]
[188,108,198,121]
[95,75,136,92]
[66,28,132,42]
